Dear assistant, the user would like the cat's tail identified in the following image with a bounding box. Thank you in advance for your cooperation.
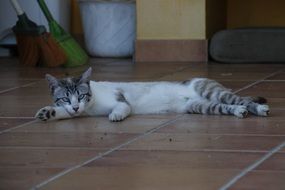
[253,96,267,104]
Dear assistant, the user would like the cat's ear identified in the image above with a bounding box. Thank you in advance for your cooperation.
[45,74,59,93]
[79,67,92,83]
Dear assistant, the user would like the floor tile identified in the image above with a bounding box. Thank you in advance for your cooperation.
[229,171,285,190]
[255,152,285,171]
[0,63,77,80]
[41,167,238,190]
[157,115,285,135]
[266,71,285,80]
[0,79,36,92]
[0,82,51,117]
[0,57,88,79]
[159,63,282,82]
[89,61,197,81]
[0,148,99,169]
[266,98,285,110]
[267,109,285,120]
[0,131,135,149]
[0,167,62,190]
[13,115,177,134]
[123,133,285,152]
[0,118,33,132]
[40,147,272,190]
[238,81,285,98]
[86,150,263,169]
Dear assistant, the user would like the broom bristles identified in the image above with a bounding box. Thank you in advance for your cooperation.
[58,37,88,67]
[15,33,67,67]
[15,34,39,66]
[37,33,67,67]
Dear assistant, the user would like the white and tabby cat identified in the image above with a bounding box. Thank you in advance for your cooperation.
[35,67,270,122]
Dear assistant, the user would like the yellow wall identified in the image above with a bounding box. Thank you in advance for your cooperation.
[227,0,285,28]
[137,0,206,40]
[71,0,285,40]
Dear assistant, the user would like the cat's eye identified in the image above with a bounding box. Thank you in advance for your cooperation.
[78,94,85,100]
[61,97,70,102]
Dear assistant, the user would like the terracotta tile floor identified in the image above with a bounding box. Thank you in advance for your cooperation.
[0,58,285,190]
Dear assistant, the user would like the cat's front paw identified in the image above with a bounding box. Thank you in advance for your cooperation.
[108,112,125,122]
[35,106,56,121]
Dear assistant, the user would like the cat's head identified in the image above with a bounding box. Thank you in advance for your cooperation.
[45,67,92,116]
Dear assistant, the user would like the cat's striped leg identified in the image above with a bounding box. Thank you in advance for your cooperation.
[186,100,248,118]
[191,78,269,117]
[214,91,269,117]
[35,106,72,121]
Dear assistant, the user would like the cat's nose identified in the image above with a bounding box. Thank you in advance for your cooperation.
[73,107,79,112]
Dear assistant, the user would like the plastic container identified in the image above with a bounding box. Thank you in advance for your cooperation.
[78,0,136,57]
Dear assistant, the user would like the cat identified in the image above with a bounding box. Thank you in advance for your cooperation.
[35,67,270,122]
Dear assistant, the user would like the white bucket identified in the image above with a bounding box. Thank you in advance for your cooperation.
[78,0,136,57]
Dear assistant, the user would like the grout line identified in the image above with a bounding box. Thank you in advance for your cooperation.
[234,70,284,93]
[0,116,35,119]
[155,65,199,81]
[264,80,285,82]
[0,82,39,94]
[153,133,285,137]
[219,141,285,190]
[0,120,37,135]
[32,115,184,189]
[1,146,284,154]
[3,131,284,137]
[0,146,285,154]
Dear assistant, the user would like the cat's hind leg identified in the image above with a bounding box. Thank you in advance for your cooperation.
[186,99,248,118]
[35,106,72,121]
[215,92,269,117]
[191,78,269,117]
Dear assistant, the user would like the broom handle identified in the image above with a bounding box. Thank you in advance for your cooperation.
[37,0,55,23]
[10,0,24,16]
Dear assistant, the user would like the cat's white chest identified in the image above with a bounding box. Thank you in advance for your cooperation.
[84,83,118,115]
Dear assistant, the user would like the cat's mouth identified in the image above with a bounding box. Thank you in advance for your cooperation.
[73,112,81,116]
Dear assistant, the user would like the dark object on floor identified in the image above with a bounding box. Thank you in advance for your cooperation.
[10,0,67,67]
[209,28,285,63]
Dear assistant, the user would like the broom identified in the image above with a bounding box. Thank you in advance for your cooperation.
[37,0,88,67]
[10,0,67,67]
